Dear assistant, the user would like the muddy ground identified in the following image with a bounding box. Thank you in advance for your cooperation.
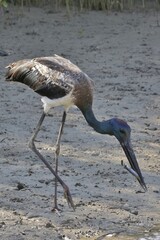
[0,5,160,240]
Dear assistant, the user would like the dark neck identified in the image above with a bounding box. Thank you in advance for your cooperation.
[80,106,112,135]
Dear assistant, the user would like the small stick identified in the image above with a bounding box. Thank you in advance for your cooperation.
[121,160,139,179]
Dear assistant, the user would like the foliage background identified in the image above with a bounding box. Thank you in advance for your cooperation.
[0,0,160,11]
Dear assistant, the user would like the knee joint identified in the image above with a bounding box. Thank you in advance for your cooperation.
[55,144,60,155]
[29,139,34,150]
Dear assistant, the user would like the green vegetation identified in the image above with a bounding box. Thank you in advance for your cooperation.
[0,0,8,8]
[0,0,160,11]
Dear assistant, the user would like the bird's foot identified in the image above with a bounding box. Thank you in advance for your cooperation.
[51,206,62,216]
[63,187,75,211]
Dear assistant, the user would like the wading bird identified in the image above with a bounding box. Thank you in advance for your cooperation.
[6,54,147,211]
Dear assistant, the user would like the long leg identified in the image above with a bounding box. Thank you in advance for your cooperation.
[28,111,75,210]
[53,111,66,211]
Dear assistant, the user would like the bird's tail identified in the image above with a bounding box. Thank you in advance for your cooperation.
[5,60,40,91]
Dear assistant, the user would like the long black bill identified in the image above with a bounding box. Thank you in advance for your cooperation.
[121,141,147,191]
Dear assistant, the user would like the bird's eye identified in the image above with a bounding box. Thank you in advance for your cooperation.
[120,129,125,135]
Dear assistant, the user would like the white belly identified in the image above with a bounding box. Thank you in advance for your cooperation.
[41,91,74,113]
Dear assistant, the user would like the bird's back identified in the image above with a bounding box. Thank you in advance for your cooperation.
[6,55,93,109]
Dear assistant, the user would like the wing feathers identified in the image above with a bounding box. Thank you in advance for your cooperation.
[6,56,74,99]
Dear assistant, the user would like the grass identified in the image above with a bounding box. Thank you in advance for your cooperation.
[0,0,160,11]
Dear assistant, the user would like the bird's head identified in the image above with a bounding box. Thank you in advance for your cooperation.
[108,118,147,191]
[110,118,131,143]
